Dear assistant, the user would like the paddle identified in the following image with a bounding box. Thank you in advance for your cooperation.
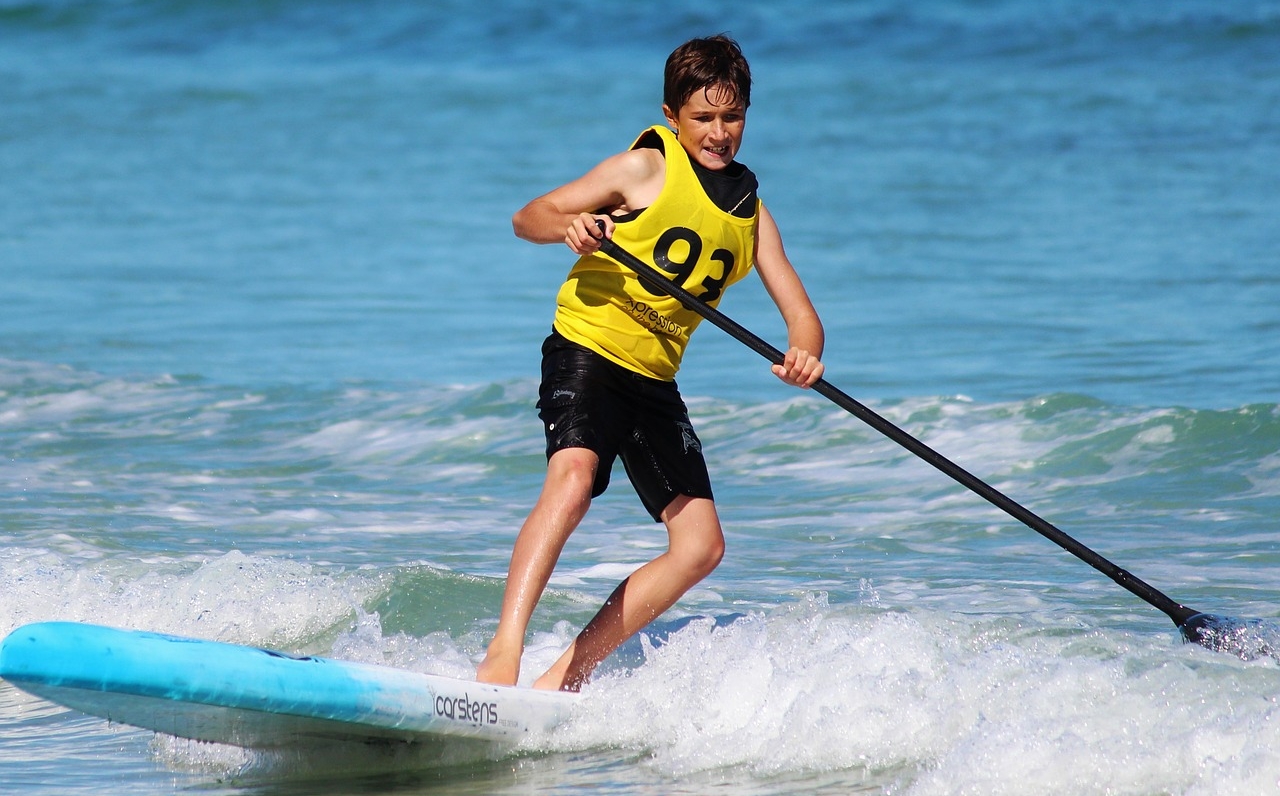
[593,226,1271,659]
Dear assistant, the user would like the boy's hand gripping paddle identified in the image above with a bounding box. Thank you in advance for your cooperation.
[591,221,1274,659]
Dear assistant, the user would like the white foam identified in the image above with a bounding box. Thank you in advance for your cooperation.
[547,595,1280,792]
[0,547,379,649]
[550,561,641,586]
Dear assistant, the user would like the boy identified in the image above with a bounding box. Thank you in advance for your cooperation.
[476,35,825,692]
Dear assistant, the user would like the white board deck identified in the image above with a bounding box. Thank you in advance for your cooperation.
[0,622,574,748]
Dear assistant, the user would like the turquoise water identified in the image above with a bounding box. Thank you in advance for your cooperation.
[3,1,1280,793]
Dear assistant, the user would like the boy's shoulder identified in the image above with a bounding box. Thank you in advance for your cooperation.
[608,145,665,181]
[589,145,666,207]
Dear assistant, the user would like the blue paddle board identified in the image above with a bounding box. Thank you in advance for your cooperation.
[0,622,574,748]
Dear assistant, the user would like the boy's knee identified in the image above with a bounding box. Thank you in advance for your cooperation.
[545,449,599,502]
[662,496,725,578]
[699,536,725,576]
[679,533,724,580]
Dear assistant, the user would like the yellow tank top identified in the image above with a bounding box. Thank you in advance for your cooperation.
[552,126,758,381]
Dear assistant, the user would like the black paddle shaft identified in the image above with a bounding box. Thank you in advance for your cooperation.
[596,233,1202,629]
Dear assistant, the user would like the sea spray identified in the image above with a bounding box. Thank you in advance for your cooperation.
[556,596,1280,793]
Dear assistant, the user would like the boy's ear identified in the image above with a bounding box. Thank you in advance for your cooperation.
[661,104,679,132]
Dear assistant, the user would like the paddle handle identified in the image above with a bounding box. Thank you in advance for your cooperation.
[596,234,1199,628]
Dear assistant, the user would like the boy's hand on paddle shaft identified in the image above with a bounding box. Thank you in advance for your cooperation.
[567,214,614,255]
[773,347,824,389]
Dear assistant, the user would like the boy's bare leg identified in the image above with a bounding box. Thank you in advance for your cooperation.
[475,448,598,686]
[533,495,725,691]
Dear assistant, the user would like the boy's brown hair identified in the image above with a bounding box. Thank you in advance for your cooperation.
[663,34,752,112]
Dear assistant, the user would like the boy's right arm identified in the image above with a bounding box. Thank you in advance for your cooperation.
[512,149,665,255]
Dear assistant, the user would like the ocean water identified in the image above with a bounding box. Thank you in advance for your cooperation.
[2,0,1280,793]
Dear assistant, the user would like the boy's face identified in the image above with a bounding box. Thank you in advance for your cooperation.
[663,83,746,171]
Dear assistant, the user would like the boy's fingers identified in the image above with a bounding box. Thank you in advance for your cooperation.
[801,360,825,387]
[566,215,607,253]
[590,215,614,239]
[566,215,611,254]
[774,349,823,388]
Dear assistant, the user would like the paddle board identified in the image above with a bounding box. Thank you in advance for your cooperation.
[0,622,574,748]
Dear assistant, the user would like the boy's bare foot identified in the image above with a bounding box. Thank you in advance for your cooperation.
[532,669,565,691]
[533,670,583,692]
[532,645,587,692]
[475,644,521,686]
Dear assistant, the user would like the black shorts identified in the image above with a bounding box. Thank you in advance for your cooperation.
[537,330,713,521]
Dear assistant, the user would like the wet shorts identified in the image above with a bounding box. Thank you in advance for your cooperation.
[536,329,713,521]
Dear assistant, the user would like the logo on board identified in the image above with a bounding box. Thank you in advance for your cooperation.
[432,689,500,726]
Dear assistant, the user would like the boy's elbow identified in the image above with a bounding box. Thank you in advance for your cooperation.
[511,208,532,241]
[512,201,556,243]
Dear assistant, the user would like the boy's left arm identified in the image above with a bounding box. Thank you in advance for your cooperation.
[754,204,826,389]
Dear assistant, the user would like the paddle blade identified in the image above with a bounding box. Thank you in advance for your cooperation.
[1180,613,1280,662]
